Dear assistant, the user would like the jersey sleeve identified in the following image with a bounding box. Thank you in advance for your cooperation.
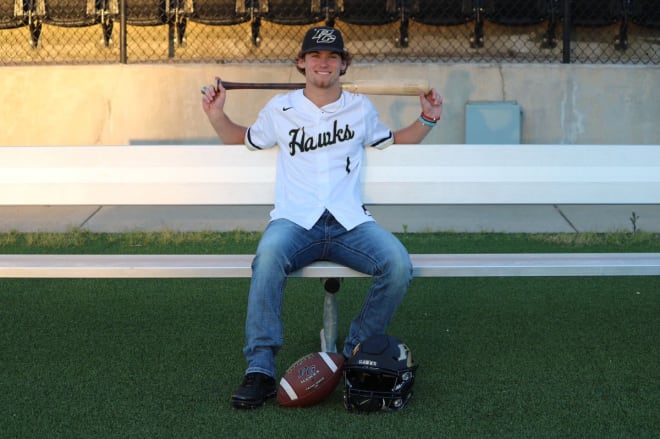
[362,97,394,150]
[244,98,280,151]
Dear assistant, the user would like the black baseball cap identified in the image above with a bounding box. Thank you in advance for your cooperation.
[301,26,345,55]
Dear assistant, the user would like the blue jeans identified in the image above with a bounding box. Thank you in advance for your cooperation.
[243,210,413,378]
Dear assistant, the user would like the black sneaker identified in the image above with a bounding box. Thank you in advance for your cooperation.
[231,372,277,409]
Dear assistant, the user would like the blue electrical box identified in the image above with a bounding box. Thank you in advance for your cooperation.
[465,101,522,144]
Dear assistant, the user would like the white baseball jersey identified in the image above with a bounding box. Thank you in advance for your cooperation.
[245,89,394,231]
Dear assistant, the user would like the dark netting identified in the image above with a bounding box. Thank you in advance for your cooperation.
[1,0,658,65]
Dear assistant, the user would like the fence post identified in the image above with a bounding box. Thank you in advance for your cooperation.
[562,0,571,63]
[120,0,127,64]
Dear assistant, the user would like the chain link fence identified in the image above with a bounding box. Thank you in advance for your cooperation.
[1,0,658,66]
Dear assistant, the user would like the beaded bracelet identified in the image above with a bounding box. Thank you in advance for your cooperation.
[421,112,440,122]
[418,114,437,128]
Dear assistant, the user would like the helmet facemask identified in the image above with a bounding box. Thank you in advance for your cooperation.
[343,335,418,413]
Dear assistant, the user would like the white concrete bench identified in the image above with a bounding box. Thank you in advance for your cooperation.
[2,143,659,351]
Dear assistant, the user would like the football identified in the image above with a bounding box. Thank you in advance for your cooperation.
[277,351,345,408]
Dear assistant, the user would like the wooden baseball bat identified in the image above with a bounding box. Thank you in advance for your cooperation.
[206,79,430,96]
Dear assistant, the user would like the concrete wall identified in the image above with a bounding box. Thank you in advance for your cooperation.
[1,63,658,146]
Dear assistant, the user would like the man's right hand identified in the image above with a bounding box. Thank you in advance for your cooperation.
[201,77,227,116]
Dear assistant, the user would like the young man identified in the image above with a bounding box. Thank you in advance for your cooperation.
[202,26,442,409]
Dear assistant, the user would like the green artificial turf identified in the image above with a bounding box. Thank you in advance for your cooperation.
[1,231,659,438]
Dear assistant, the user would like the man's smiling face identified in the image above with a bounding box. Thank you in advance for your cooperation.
[298,50,346,90]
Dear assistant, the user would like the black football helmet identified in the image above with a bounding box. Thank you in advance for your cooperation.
[343,334,418,412]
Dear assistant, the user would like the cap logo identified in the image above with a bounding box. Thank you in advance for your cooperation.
[312,28,337,45]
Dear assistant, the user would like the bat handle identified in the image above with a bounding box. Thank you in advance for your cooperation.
[221,81,305,90]
[200,80,304,94]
